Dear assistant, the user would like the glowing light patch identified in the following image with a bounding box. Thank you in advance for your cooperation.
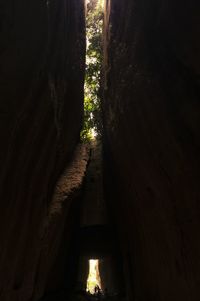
[87,259,101,294]
[98,0,104,9]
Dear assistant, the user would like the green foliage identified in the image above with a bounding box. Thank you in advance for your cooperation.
[81,0,103,141]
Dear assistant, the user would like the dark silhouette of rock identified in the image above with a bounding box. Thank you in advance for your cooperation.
[103,0,200,300]
[0,0,86,300]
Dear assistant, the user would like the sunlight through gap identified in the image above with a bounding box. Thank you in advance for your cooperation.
[86,0,104,9]
[87,259,102,294]
[81,0,104,141]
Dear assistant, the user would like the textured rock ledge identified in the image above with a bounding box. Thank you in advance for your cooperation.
[48,144,90,221]
[33,143,90,301]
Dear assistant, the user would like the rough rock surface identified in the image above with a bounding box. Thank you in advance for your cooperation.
[0,0,86,300]
[103,0,200,300]
[81,140,107,227]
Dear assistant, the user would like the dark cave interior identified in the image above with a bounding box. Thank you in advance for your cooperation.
[0,0,200,300]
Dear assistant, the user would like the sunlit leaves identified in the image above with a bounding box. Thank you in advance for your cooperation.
[81,0,103,141]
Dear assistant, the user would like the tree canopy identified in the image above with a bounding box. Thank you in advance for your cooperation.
[81,0,103,141]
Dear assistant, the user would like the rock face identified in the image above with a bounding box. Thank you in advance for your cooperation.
[0,0,86,300]
[103,0,200,300]
[81,141,107,227]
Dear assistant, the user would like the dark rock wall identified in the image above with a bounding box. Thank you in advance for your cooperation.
[0,0,85,300]
[103,0,200,300]
[81,141,107,227]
